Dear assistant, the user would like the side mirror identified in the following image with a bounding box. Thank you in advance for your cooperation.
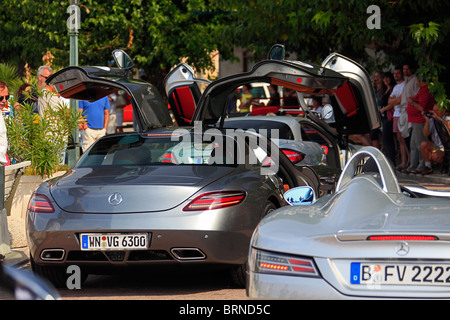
[112,49,134,71]
[267,44,285,60]
[284,186,316,205]
[322,104,334,121]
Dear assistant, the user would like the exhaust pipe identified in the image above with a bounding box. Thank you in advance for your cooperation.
[40,249,65,261]
[171,248,206,260]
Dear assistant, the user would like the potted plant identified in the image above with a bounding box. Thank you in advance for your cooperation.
[5,96,81,177]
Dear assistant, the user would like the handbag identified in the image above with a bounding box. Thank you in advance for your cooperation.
[387,108,394,122]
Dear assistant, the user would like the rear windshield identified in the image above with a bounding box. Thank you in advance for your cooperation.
[76,134,244,168]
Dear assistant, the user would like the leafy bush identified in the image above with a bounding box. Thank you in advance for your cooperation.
[5,94,81,177]
[0,63,23,93]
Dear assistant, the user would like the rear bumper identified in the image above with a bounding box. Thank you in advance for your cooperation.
[247,271,348,299]
[29,229,251,266]
[27,208,254,267]
[247,256,450,299]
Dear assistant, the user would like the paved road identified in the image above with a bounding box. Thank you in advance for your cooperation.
[398,173,450,191]
[58,268,248,300]
[7,263,247,300]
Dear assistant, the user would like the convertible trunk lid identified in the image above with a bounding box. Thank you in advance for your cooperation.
[49,166,235,213]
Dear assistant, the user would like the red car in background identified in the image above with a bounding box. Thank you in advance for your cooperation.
[122,103,133,124]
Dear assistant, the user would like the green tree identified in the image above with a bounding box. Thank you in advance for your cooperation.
[410,22,449,109]
[1,0,449,106]
[0,1,67,69]
[1,0,231,90]
[217,0,450,106]
[0,63,22,94]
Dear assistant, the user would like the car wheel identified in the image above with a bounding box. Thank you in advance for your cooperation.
[230,200,277,288]
[230,263,247,288]
[262,200,277,217]
[30,255,88,288]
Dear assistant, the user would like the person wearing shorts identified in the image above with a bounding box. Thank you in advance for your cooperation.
[115,108,124,133]
[115,90,128,133]
[79,96,110,152]
[389,67,407,170]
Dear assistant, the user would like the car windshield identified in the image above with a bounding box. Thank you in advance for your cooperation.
[76,133,250,168]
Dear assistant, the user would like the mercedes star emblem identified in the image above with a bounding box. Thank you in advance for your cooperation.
[108,192,123,206]
[395,241,410,256]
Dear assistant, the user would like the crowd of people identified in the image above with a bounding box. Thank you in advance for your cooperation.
[226,68,449,177]
[366,63,450,175]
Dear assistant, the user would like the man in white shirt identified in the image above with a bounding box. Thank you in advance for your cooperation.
[37,65,65,115]
[385,66,407,170]
[36,65,71,163]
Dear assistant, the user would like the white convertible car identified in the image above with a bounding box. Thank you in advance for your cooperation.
[248,147,450,299]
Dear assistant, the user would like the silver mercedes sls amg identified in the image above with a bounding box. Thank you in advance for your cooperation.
[27,47,380,288]
[247,147,450,299]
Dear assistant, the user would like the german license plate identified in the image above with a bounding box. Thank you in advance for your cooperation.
[80,233,149,250]
[351,262,450,286]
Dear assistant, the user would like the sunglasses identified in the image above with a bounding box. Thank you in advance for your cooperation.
[0,95,10,102]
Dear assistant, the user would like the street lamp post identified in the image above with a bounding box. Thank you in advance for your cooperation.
[67,0,81,166]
